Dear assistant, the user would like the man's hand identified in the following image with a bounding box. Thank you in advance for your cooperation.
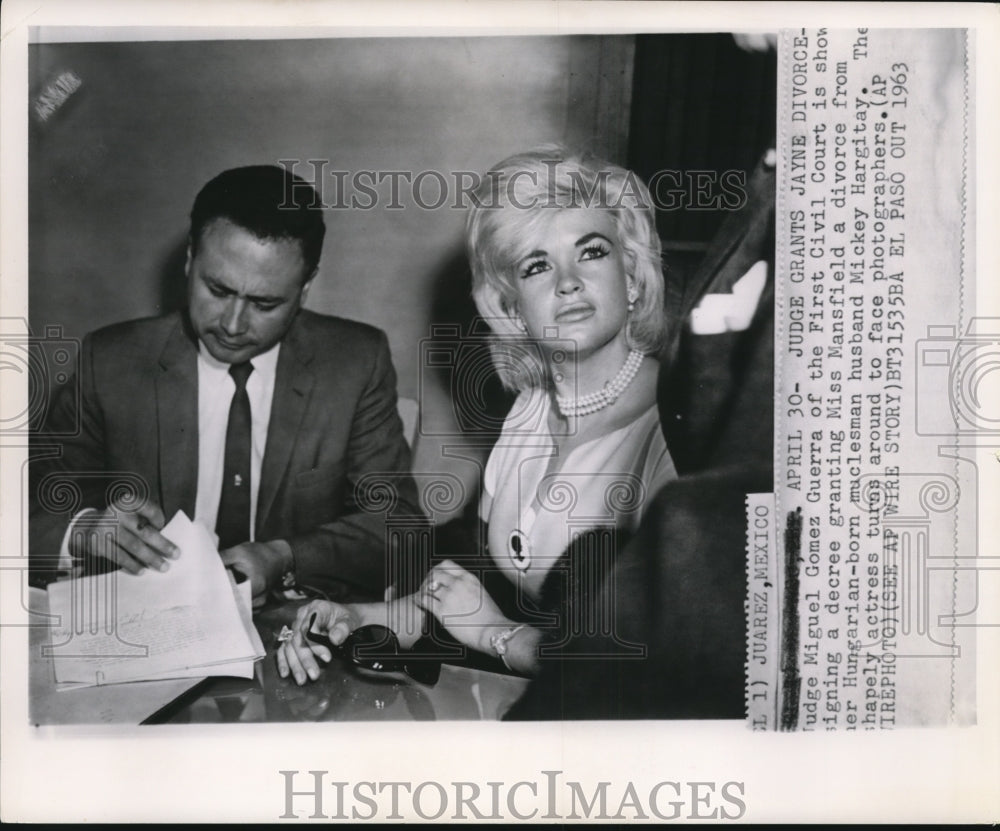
[220,539,292,609]
[69,500,178,574]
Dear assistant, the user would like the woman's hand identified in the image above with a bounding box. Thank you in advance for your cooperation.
[276,599,360,685]
[416,560,510,655]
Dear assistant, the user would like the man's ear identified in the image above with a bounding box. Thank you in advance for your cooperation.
[299,270,317,303]
[184,238,193,276]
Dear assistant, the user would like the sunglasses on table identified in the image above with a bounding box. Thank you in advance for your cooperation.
[305,617,442,686]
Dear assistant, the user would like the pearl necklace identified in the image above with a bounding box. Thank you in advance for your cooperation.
[554,349,645,417]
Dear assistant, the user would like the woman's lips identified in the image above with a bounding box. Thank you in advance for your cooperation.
[555,304,595,322]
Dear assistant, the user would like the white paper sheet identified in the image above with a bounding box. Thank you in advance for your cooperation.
[46,511,262,685]
[118,574,264,683]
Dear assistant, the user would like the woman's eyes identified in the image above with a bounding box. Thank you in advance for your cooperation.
[519,244,610,278]
[580,243,610,260]
[521,258,549,278]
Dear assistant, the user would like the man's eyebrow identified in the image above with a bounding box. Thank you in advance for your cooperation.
[245,293,285,305]
[202,274,285,305]
[201,273,231,292]
[574,232,612,247]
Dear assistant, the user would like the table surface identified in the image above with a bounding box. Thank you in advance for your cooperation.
[30,593,530,725]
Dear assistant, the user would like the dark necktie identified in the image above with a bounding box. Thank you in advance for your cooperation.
[216,361,253,550]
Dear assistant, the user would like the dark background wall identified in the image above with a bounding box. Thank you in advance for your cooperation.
[29,34,774,515]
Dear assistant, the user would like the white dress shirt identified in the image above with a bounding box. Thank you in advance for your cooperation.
[59,341,280,566]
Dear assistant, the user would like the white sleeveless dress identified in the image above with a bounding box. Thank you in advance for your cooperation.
[479,387,677,602]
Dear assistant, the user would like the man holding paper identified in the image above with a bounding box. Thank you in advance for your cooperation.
[30,165,419,606]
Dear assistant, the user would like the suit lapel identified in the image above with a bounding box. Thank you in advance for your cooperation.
[257,317,315,535]
[156,316,199,519]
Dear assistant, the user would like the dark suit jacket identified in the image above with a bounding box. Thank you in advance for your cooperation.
[661,153,775,477]
[29,309,420,600]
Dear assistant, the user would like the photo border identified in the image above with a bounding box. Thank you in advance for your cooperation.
[2,1,997,823]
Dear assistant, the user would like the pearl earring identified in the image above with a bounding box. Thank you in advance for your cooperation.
[627,284,638,313]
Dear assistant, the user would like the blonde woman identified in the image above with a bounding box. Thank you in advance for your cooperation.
[277,146,676,683]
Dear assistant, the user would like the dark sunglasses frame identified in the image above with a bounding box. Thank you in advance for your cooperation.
[306,618,441,686]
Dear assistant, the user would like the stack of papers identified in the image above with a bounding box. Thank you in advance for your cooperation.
[45,511,265,687]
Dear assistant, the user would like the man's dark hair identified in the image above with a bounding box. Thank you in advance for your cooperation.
[189,165,326,279]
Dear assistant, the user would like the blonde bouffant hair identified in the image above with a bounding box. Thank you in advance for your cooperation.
[466,145,667,392]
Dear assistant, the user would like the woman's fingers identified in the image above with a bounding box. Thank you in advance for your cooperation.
[276,643,290,678]
[417,584,438,611]
[325,616,353,647]
[276,635,335,684]
[422,561,465,593]
[292,600,353,646]
[434,559,464,577]
[285,644,309,685]
[278,641,312,683]
[306,637,333,664]
[283,636,322,685]
[419,567,457,615]
[277,601,356,684]
[293,600,328,631]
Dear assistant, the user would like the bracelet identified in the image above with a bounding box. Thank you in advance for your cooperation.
[489,624,527,670]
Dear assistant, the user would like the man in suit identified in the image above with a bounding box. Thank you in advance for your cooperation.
[30,165,419,606]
